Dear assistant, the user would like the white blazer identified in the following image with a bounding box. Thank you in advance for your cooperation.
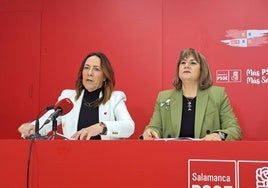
[38,89,135,140]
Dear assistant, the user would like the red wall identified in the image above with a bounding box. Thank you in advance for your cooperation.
[1,0,268,140]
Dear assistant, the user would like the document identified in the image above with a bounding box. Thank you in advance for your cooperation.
[155,137,200,141]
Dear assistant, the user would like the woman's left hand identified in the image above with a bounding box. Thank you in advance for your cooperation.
[200,133,222,141]
[71,123,103,140]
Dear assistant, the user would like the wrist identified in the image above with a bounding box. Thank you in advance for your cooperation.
[214,131,227,141]
[99,122,107,135]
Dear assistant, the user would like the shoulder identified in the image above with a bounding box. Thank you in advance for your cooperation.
[158,89,179,100]
[110,91,127,102]
[205,86,228,101]
[206,86,226,95]
[58,89,76,100]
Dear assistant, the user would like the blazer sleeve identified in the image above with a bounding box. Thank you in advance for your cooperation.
[217,88,242,140]
[101,91,135,139]
[143,92,164,137]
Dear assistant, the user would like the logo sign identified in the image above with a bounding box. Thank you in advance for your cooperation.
[188,159,236,188]
[221,29,268,47]
[238,160,268,188]
[216,70,242,83]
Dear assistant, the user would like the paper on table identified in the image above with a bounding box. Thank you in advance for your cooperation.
[155,137,200,141]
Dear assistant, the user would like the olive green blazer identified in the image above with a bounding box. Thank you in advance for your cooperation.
[145,86,242,140]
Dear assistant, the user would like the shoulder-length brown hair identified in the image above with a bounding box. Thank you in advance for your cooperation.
[75,52,115,106]
[173,48,213,90]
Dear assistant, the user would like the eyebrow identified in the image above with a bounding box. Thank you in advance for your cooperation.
[181,58,196,61]
[190,59,197,62]
[84,64,101,67]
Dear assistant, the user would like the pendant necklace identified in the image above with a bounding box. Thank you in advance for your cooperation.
[83,98,100,107]
[185,97,195,111]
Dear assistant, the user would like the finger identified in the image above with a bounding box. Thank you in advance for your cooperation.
[146,130,159,139]
[144,131,155,140]
[200,135,210,141]
[29,129,35,135]
[144,131,152,139]
[18,126,24,133]
[211,134,221,141]
[86,134,92,140]
[151,131,159,139]
[71,133,79,140]
[18,126,27,135]
[142,133,149,140]
[79,131,88,140]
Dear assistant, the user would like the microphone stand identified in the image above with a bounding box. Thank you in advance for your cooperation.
[26,106,53,140]
[48,117,69,140]
[26,119,48,140]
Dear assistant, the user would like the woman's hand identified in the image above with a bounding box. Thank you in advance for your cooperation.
[143,129,159,140]
[18,123,35,138]
[71,123,103,140]
[200,133,222,141]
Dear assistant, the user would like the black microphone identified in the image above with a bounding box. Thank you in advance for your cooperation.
[25,105,54,140]
[43,98,73,125]
[35,105,54,134]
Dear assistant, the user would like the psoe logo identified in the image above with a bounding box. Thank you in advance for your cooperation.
[221,29,268,47]
[256,166,268,188]
[237,160,268,188]
[216,70,242,83]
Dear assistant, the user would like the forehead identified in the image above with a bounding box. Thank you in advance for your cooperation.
[85,55,101,65]
[181,55,196,61]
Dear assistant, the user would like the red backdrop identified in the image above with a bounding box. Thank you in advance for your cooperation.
[0,0,268,140]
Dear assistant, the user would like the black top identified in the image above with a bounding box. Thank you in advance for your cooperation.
[179,96,196,138]
[77,87,102,140]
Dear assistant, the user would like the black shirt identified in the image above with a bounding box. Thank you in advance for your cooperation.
[77,88,102,140]
[179,96,196,138]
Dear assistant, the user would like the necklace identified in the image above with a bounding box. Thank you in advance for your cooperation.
[83,98,100,107]
[185,97,195,111]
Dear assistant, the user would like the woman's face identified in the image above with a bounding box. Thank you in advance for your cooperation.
[82,55,105,92]
[178,55,201,83]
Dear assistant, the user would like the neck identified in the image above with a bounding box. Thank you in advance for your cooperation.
[182,84,198,98]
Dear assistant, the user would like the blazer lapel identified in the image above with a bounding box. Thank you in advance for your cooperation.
[98,91,110,121]
[170,90,183,137]
[62,90,83,138]
[194,89,208,138]
[72,90,84,130]
[99,103,110,121]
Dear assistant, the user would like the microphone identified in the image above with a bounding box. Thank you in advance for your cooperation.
[25,105,54,140]
[43,98,73,125]
[35,105,54,133]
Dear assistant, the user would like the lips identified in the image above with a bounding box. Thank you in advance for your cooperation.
[183,71,191,73]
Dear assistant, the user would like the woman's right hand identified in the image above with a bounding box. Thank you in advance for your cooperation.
[18,123,35,138]
[143,129,159,140]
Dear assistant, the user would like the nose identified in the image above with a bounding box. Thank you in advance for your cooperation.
[184,62,191,68]
[86,68,93,75]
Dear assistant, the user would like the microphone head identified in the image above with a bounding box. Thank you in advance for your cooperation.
[54,98,74,116]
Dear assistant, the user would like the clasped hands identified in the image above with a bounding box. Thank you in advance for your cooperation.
[143,129,222,141]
